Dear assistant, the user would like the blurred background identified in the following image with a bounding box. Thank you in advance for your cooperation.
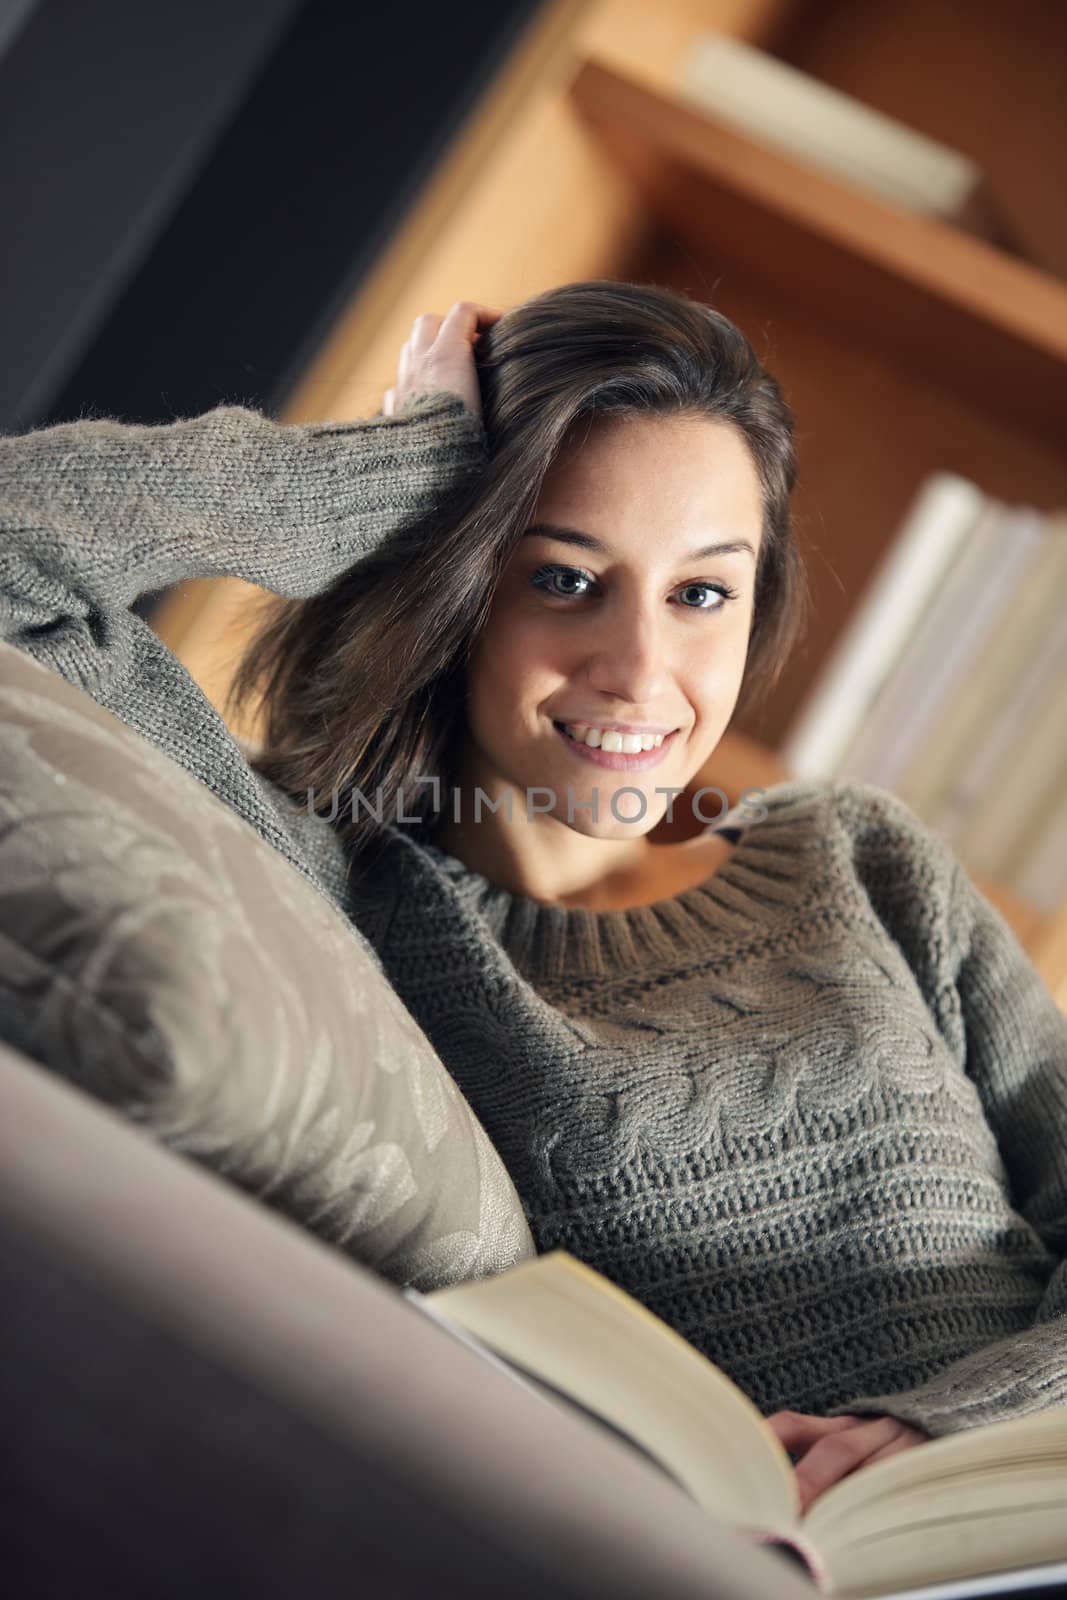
[4,0,1066,999]
[0,0,543,432]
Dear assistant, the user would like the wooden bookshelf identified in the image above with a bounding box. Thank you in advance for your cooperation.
[148,0,1067,1001]
[566,55,1067,451]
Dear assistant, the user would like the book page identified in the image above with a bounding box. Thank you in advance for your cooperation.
[802,1408,1067,1599]
[428,1251,799,1535]
[866,1558,1067,1600]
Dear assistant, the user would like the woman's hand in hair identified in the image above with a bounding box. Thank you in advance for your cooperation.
[382,300,502,420]
[765,1410,932,1514]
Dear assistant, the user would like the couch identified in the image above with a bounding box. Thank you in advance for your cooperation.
[0,635,816,1597]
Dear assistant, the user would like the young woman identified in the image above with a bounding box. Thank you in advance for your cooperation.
[4,283,1065,1516]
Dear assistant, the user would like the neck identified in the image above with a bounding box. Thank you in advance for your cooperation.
[432,787,654,907]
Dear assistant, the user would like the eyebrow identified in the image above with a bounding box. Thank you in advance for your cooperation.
[522,521,757,562]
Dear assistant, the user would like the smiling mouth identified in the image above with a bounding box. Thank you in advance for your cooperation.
[552,721,679,770]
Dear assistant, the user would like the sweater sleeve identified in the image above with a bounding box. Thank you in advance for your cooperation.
[0,390,489,903]
[0,390,487,666]
[822,781,1067,1439]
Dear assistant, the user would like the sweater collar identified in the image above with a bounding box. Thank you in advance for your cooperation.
[377,780,834,983]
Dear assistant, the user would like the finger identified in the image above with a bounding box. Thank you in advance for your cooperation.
[410,313,444,357]
[766,1412,863,1452]
[443,299,503,322]
[860,1437,920,1468]
[471,314,501,344]
[861,1428,931,1468]
[382,387,395,416]
[794,1418,903,1511]
[438,299,504,344]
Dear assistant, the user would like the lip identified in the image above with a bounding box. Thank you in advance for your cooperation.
[554,722,679,771]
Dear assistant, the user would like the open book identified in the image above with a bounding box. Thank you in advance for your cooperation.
[412,1251,1067,1600]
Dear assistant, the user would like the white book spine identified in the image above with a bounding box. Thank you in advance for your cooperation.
[897,513,1067,822]
[839,504,1042,792]
[953,663,1067,881]
[675,32,983,215]
[781,474,982,780]
[929,615,1067,846]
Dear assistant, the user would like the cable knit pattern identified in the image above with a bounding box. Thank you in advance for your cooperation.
[348,781,1067,1440]
[4,393,1065,1440]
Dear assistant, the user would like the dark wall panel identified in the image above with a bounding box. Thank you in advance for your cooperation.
[0,0,302,431]
[31,0,544,430]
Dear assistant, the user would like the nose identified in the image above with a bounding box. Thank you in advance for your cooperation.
[580,594,671,707]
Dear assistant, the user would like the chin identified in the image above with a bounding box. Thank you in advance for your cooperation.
[566,815,656,843]
[550,792,673,842]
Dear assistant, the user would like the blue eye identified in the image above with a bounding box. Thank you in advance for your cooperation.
[530,563,592,598]
[676,581,740,610]
[529,564,739,611]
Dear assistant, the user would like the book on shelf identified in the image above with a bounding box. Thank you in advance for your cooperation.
[834,502,1045,796]
[952,660,1067,885]
[782,476,1067,910]
[780,473,984,782]
[673,31,1020,253]
[921,608,1067,870]
[896,509,1067,833]
[408,1250,1067,1600]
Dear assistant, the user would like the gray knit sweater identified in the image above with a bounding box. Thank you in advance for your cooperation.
[3,395,1066,1444]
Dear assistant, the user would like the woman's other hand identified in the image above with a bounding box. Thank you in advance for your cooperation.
[382,300,503,421]
[765,1410,933,1515]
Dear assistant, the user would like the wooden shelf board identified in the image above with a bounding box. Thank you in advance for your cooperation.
[568,56,1067,449]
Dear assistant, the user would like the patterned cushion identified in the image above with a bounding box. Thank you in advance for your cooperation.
[0,639,534,1290]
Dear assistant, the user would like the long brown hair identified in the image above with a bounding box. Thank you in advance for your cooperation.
[226,279,809,863]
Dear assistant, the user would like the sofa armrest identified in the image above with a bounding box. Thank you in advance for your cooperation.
[0,1039,814,1598]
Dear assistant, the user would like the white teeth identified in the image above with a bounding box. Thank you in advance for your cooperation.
[563,724,666,751]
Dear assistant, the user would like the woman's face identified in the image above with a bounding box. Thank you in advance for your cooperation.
[460,412,764,844]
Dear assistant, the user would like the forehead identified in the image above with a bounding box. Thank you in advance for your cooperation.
[535,413,764,542]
